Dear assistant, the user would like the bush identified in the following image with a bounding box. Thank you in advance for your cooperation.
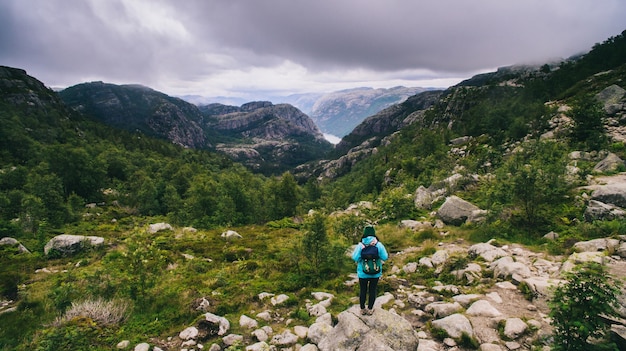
[53,298,129,327]
[549,262,621,351]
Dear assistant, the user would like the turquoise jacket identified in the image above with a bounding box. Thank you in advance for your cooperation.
[352,236,389,278]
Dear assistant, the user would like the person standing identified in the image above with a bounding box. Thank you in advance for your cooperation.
[352,225,388,315]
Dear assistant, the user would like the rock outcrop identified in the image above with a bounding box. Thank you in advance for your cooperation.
[44,234,105,256]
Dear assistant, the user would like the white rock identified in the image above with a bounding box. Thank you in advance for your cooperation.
[466,300,501,317]
[204,312,230,336]
[252,328,269,342]
[148,222,172,233]
[294,325,308,339]
[311,292,334,301]
[271,330,298,346]
[301,344,319,351]
[116,340,130,349]
[221,230,242,239]
[504,318,528,339]
[179,326,199,340]
[431,313,474,339]
[271,294,289,306]
[239,314,258,329]
[134,343,150,351]
[479,343,504,351]
[245,341,270,351]
[223,334,243,346]
[256,311,272,322]
[417,338,440,351]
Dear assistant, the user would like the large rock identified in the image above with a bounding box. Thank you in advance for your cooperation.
[44,234,104,256]
[0,237,30,253]
[596,85,626,115]
[317,306,418,351]
[573,237,621,253]
[490,256,531,279]
[468,243,507,262]
[437,196,486,226]
[594,153,625,173]
[584,200,626,221]
[431,313,474,339]
[591,183,626,208]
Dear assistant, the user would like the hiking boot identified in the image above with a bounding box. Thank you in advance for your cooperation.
[367,308,374,315]
[361,308,367,315]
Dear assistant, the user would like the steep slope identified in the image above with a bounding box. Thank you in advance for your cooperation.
[59,82,208,149]
[200,101,333,174]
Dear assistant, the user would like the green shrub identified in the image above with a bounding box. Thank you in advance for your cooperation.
[549,262,621,351]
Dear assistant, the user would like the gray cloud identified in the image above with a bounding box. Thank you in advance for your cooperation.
[1,0,624,98]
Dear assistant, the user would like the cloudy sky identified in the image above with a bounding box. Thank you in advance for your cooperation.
[1,0,625,101]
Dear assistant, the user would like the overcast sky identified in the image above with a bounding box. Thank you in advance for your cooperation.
[1,0,625,101]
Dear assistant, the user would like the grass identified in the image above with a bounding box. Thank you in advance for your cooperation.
[0,209,592,349]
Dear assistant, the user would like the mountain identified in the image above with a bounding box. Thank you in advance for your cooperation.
[298,86,429,137]
[60,83,332,174]
[199,101,332,173]
[60,82,209,149]
[180,86,429,139]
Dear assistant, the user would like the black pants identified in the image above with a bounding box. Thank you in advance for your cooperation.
[359,277,379,309]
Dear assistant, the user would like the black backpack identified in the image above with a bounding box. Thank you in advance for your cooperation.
[361,243,381,274]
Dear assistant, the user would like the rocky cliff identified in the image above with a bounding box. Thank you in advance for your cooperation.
[200,101,333,173]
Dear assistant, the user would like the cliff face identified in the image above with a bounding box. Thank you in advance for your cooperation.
[203,101,325,140]
[200,101,332,174]
[59,82,208,149]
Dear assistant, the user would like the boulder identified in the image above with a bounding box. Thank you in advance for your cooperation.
[270,330,299,346]
[573,237,621,253]
[239,314,258,329]
[584,200,626,221]
[202,312,230,336]
[431,313,474,339]
[417,338,441,351]
[246,341,270,351]
[425,301,463,318]
[594,153,625,173]
[596,85,626,115]
[466,300,502,317]
[591,183,626,208]
[179,326,198,340]
[147,222,172,233]
[468,243,507,262]
[317,306,418,351]
[0,237,30,253]
[490,256,531,279]
[44,234,104,256]
[437,196,485,226]
[221,230,242,239]
[134,343,150,351]
[503,318,528,339]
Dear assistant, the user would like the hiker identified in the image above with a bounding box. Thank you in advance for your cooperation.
[352,225,388,315]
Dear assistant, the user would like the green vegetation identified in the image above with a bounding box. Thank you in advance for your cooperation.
[1,30,626,350]
[549,263,621,351]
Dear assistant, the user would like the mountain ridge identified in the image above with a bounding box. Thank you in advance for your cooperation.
[60,83,332,175]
